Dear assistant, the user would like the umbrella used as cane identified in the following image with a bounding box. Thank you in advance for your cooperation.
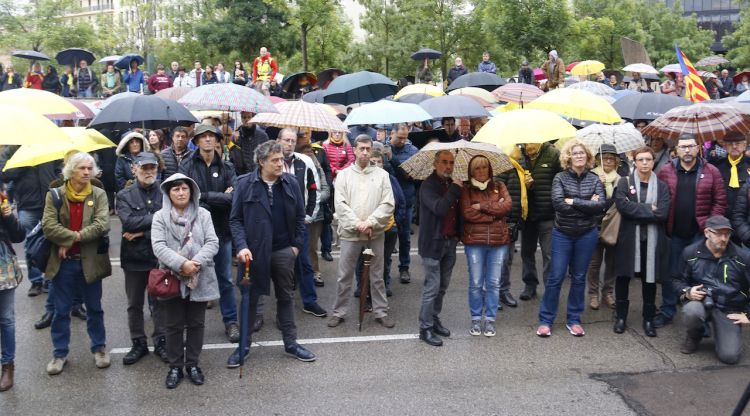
[55,48,95,66]
[237,261,252,377]
[359,242,374,331]
[89,95,198,131]
[400,140,513,181]
[410,48,442,60]
[12,50,50,61]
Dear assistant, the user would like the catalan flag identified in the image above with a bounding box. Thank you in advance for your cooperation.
[675,46,711,102]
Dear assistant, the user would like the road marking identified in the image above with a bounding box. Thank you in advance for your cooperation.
[109,333,420,354]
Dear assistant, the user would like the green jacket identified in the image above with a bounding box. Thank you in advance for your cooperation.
[42,184,112,283]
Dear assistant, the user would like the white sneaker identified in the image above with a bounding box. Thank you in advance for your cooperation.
[47,357,67,375]
[469,320,482,336]
[94,349,111,369]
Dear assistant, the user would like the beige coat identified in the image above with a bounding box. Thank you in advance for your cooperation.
[334,163,394,241]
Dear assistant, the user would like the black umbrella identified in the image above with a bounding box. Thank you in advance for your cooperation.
[408,129,449,149]
[281,72,317,93]
[613,93,692,121]
[12,50,50,61]
[55,48,95,67]
[446,72,506,92]
[89,95,198,131]
[302,89,326,103]
[411,48,442,60]
[317,68,346,89]
[115,53,144,70]
[323,71,397,106]
[419,95,490,119]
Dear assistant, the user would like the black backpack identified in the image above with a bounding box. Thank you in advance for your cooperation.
[26,188,62,272]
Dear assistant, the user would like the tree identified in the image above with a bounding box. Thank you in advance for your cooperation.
[638,1,714,68]
[723,7,750,68]
[278,0,341,72]
[283,8,353,73]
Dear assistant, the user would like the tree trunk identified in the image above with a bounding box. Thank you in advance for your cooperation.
[302,24,309,72]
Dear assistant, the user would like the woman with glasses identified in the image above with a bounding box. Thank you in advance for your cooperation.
[613,147,670,336]
[536,139,605,338]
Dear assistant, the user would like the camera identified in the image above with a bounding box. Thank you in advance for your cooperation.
[701,287,715,311]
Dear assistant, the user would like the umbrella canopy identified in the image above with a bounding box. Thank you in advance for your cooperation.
[393,84,445,100]
[4,127,115,171]
[0,88,78,116]
[410,48,442,60]
[737,90,750,103]
[178,83,278,114]
[0,105,70,145]
[281,72,317,93]
[613,89,639,101]
[98,55,121,64]
[527,88,621,125]
[698,70,717,79]
[446,72,506,92]
[570,60,605,76]
[567,81,616,97]
[250,100,348,132]
[642,102,750,143]
[323,71,397,106]
[98,91,140,109]
[447,87,497,106]
[419,95,490,119]
[344,100,432,126]
[733,71,750,84]
[622,63,658,74]
[491,83,544,105]
[696,56,729,67]
[89,95,198,131]
[394,93,434,104]
[302,89,326,103]
[473,109,577,152]
[12,50,50,61]
[48,98,97,120]
[565,61,580,72]
[55,48,95,66]
[268,96,286,104]
[660,63,682,73]
[317,68,346,89]
[155,86,193,101]
[400,139,513,181]
[115,54,144,70]
[613,93,692,120]
[533,68,545,80]
[565,123,645,154]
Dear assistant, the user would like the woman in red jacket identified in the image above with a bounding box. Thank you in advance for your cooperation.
[25,62,44,89]
[461,155,512,337]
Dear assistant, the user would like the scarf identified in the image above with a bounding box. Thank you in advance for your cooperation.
[5,73,13,84]
[329,134,344,145]
[470,178,489,190]
[65,181,92,202]
[106,72,116,88]
[593,166,620,198]
[168,205,199,291]
[509,158,528,220]
[728,154,742,188]
[633,173,659,283]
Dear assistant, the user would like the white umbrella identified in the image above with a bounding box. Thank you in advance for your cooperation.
[622,63,658,74]
[660,64,683,73]
[98,55,121,64]
[344,100,432,126]
[575,123,645,154]
[568,81,616,97]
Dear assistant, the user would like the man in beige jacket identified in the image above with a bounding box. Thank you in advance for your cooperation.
[328,135,395,329]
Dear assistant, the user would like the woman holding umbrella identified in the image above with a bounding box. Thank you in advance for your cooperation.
[123,60,144,93]
[537,139,605,338]
[24,62,44,90]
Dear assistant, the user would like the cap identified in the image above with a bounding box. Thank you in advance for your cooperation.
[599,143,618,155]
[705,215,733,231]
[521,60,529,66]
[723,131,747,142]
[135,152,158,166]
[191,123,222,143]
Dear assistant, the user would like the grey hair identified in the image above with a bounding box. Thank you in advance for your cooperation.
[254,141,283,165]
[434,149,453,162]
[278,128,298,140]
[62,152,100,180]
[354,134,372,147]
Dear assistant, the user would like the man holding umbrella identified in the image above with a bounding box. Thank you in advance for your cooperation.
[76,60,98,98]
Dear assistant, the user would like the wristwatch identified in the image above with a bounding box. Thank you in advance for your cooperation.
[681,287,690,302]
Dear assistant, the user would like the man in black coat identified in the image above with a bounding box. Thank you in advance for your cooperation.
[230,111,270,175]
[712,131,750,213]
[161,127,193,179]
[447,57,468,85]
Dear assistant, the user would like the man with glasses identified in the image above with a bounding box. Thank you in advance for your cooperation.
[657,135,727,328]
[712,131,750,212]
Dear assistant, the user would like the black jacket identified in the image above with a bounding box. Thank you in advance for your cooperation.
[161,146,193,179]
[551,169,606,236]
[673,240,750,314]
[0,211,26,250]
[731,181,750,246]
[447,65,467,85]
[116,180,162,271]
[418,172,462,259]
[496,168,523,225]
[285,155,317,218]
[520,143,561,222]
[179,150,237,240]
[0,146,60,211]
[232,125,270,175]
[712,155,750,213]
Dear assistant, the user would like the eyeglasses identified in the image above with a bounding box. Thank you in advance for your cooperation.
[677,144,697,151]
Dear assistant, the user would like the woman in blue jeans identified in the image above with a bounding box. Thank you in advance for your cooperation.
[461,155,512,337]
[537,139,605,338]
[0,200,27,391]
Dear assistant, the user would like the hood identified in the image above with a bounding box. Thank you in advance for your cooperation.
[159,173,201,210]
[116,132,151,157]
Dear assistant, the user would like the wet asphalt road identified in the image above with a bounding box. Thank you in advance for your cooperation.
[3,217,749,415]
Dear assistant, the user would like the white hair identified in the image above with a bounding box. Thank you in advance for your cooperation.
[62,152,100,180]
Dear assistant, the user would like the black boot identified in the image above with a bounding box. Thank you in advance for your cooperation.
[613,300,629,334]
[419,328,443,347]
[123,338,149,365]
[153,336,169,363]
[642,303,657,337]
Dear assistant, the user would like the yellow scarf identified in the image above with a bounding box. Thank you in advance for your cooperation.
[329,135,344,145]
[6,73,13,84]
[728,154,742,188]
[65,181,93,202]
[509,158,528,220]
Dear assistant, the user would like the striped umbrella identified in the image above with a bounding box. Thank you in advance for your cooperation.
[448,87,498,107]
[660,64,682,73]
[155,86,193,101]
[400,139,514,181]
[641,102,750,143]
[178,83,278,113]
[568,81,616,97]
[250,100,348,132]
[491,83,544,105]
[696,55,729,67]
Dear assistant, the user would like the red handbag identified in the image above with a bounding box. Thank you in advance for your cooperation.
[147,268,181,299]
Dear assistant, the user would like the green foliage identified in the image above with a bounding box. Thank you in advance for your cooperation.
[639,1,714,68]
[724,7,750,69]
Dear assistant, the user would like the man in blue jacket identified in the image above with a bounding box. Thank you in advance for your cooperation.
[388,124,418,284]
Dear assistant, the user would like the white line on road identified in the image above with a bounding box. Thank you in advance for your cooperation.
[109,333,420,354]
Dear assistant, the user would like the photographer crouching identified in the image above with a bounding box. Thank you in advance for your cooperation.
[673,215,750,364]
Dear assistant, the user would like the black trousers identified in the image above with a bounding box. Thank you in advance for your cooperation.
[162,296,207,368]
[615,241,657,316]
[124,269,164,342]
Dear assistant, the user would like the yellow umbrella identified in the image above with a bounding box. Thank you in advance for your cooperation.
[570,60,605,76]
[0,105,69,145]
[473,109,577,153]
[526,88,621,124]
[0,88,79,116]
[393,84,445,100]
[4,127,115,170]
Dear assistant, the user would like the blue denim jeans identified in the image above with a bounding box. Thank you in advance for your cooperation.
[663,233,703,319]
[0,288,15,364]
[50,259,106,358]
[320,223,332,253]
[78,87,94,98]
[397,204,414,271]
[295,224,318,307]
[214,239,238,325]
[539,228,598,326]
[466,244,508,322]
[18,209,43,284]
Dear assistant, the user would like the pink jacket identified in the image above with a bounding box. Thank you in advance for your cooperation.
[322,140,354,181]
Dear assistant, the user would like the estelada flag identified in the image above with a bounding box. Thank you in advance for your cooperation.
[676,46,711,102]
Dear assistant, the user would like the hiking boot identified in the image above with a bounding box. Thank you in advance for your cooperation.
[469,320,482,336]
[94,348,111,368]
[604,293,616,309]
[520,286,537,301]
[589,295,600,310]
[46,357,67,375]
[399,269,411,284]
[154,337,169,363]
[27,282,43,297]
[122,338,149,365]
[226,323,240,343]
[680,335,701,354]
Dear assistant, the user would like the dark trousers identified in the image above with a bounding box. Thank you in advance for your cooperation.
[615,241,657,316]
[521,219,553,289]
[162,296,207,368]
[124,269,164,342]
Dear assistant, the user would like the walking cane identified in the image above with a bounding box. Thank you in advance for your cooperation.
[238,260,251,379]
[732,380,750,416]
[358,236,374,332]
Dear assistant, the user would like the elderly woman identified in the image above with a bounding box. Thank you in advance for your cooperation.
[461,155,512,337]
[0,197,27,391]
[42,152,112,376]
[537,139,605,338]
[115,131,150,191]
[587,144,621,310]
[613,147,670,337]
[151,173,219,389]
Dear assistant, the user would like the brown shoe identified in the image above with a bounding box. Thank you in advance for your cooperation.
[327,316,344,328]
[0,362,13,392]
[375,315,395,328]
[680,335,701,354]
[604,294,616,309]
[589,296,600,310]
